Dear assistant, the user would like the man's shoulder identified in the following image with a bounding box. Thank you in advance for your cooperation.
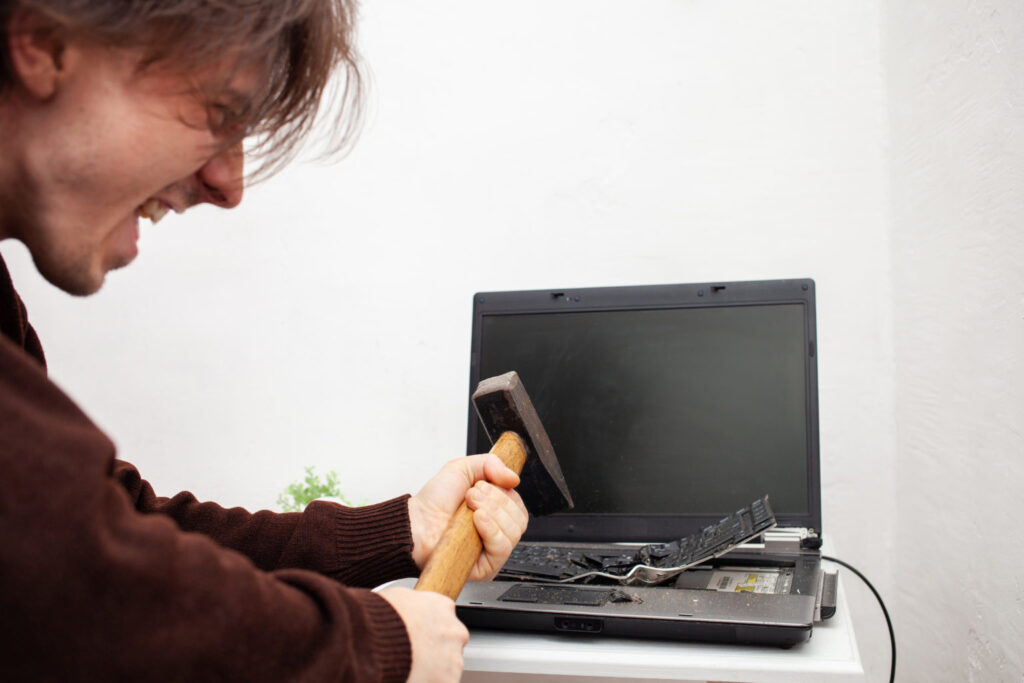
[0,332,113,458]
[0,255,112,474]
[0,252,46,367]
[0,330,49,391]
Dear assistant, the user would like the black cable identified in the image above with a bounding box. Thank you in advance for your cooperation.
[822,555,895,683]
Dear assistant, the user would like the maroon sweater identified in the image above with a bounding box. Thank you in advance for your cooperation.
[0,255,417,681]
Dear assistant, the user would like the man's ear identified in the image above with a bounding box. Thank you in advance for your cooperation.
[6,8,68,101]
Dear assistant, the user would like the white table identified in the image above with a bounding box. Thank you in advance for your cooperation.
[378,577,863,683]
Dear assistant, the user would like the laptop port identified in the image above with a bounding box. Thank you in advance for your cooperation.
[554,617,604,633]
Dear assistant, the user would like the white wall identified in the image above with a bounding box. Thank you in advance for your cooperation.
[12,0,1019,680]
[886,1,1024,681]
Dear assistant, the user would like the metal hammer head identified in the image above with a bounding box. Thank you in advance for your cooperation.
[472,371,574,517]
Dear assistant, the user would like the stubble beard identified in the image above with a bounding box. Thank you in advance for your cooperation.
[30,241,106,297]
[19,209,109,297]
[1,176,103,296]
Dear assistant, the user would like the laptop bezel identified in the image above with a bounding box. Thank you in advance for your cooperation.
[466,278,821,543]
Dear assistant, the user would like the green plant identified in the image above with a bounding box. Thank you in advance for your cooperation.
[277,466,353,512]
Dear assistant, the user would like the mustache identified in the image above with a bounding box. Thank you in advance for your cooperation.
[182,187,203,209]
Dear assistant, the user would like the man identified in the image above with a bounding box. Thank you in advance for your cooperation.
[0,1,529,681]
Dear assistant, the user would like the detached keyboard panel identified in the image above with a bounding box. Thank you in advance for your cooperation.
[498,495,777,586]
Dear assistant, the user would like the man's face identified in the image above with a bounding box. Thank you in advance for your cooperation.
[12,40,261,295]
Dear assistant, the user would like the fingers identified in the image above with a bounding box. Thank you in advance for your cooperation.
[480,453,521,488]
[409,453,526,575]
[467,481,528,536]
[466,481,529,581]
[451,452,521,490]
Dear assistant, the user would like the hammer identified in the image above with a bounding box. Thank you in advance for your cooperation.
[414,371,574,599]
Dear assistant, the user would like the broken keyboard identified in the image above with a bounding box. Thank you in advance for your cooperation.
[498,496,776,586]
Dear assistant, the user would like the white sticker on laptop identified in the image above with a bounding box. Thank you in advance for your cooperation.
[707,570,780,594]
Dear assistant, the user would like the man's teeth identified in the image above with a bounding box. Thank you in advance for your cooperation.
[139,199,169,224]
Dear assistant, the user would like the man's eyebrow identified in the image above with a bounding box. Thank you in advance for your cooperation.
[219,88,256,109]
[214,87,260,130]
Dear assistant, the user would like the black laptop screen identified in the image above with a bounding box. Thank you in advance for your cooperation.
[473,299,811,525]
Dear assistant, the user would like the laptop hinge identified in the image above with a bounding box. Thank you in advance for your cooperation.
[762,527,822,552]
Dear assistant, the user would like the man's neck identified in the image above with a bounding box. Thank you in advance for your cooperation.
[0,94,33,243]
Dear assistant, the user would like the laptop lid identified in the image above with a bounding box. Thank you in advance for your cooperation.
[466,278,821,543]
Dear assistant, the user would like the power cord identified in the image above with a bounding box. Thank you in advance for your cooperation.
[822,555,895,683]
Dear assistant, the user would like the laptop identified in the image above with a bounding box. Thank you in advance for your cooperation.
[454,278,835,647]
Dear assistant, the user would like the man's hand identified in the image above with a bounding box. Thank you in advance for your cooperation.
[377,586,468,683]
[408,453,529,581]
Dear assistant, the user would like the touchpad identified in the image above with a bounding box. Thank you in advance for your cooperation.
[499,584,634,606]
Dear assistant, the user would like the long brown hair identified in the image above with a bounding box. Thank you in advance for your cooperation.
[1,0,364,180]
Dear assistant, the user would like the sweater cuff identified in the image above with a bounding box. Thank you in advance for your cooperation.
[355,589,413,683]
[322,494,420,586]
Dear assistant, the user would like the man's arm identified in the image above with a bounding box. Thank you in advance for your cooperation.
[112,461,420,587]
[0,338,411,682]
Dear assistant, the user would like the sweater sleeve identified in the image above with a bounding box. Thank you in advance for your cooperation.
[112,461,421,588]
[0,337,413,682]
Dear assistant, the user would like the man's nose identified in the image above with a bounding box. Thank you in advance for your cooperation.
[196,142,245,208]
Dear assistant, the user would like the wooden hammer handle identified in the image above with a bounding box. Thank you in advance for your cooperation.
[414,431,528,599]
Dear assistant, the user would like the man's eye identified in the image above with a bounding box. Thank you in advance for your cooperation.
[207,105,231,131]
[207,104,246,136]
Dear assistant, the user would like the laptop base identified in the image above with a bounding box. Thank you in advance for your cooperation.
[457,546,822,648]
